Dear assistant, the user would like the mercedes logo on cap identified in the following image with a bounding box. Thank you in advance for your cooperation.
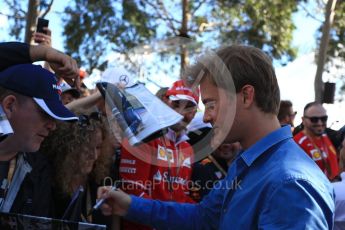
[119,75,129,85]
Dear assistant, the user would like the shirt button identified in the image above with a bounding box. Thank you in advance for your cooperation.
[223,208,227,213]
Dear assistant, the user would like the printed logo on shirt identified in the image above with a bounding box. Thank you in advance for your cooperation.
[162,171,187,185]
[121,158,136,165]
[157,145,174,163]
[119,166,136,174]
[153,170,162,181]
[182,157,191,168]
[311,149,322,161]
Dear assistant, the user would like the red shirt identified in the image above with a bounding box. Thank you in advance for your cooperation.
[294,131,339,180]
[120,130,194,230]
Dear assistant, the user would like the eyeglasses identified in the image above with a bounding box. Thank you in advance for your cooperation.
[304,115,328,123]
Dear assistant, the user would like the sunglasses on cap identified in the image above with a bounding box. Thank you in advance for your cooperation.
[304,115,328,123]
[77,112,103,128]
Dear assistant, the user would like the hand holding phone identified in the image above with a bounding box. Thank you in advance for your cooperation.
[36,18,49,34]
[34,18,50,44]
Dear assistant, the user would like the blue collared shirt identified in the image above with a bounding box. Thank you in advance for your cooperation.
[125,126,335,229]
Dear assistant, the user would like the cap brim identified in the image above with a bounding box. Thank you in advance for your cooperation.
[33,98,78,121]
[169,95,197,105]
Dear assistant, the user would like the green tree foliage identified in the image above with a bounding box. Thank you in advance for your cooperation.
[63,0,303,73]
[0,0,53,42]
[212,0,304,62]
[62,0,156,73]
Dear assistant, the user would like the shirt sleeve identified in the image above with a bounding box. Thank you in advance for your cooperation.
[125,178,226,230]
[258,178,334,230]
[0,42,31,71]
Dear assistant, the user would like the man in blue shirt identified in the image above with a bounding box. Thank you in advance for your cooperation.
[98,45,335,229]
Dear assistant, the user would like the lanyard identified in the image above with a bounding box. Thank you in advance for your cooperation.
[0,156,18,207]
[3,157,17,199]
[7,157,16,185]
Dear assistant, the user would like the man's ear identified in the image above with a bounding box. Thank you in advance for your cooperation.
[241,85,255,108]
[1,95,18,119]
[301,116,306,126]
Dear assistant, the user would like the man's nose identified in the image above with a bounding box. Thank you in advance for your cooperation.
[203,111,212,124]
[317,118,325,125]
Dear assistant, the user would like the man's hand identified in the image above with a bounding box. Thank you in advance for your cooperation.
[33,27,52,46]
[30,45,80,89]
[97,186,131,216]
[45,47,80,88]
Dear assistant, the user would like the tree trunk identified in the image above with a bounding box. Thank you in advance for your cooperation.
[24,0,40,44]
[180,0,189,75]
[314,0,337,102]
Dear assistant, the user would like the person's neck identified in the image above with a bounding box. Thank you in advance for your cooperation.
[241,112,281,150]
[168,128,185,141]
[0,137,19,161]
[303,129,321,140]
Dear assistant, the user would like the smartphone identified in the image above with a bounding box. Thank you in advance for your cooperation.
[36,18,49,34]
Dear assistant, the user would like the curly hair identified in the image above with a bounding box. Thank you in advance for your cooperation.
[88,111,118,184]
[40,114,113,195]
[90,134,115,184]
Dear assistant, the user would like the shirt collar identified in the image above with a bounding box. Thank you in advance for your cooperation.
[166,128,189,145]
[340,172,345,181]
[240,125,292,167]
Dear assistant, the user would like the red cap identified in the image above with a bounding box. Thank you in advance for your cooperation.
[79,69,86,79]
[166,80,199,105]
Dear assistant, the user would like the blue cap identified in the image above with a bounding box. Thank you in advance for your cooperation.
[0,64,78,121]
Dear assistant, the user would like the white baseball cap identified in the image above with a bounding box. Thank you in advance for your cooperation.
[101,67,136,87]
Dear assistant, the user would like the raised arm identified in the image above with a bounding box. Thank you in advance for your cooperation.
[0,42,31,70]
[29,44,79,87]
[0,42,80,88]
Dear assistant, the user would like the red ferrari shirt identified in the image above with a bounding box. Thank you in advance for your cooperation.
[120,130,194,230]
[294,131,339,180]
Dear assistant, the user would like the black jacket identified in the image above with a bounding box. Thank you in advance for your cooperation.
[10,152,53,217]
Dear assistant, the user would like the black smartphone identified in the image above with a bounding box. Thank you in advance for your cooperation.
[36,18,49,34]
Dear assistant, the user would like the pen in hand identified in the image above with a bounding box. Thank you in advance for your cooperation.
[87,185,118,216]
